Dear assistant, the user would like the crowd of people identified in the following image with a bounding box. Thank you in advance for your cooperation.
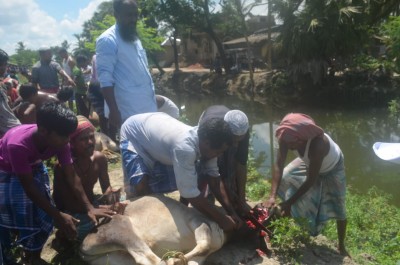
[0,0,350,264]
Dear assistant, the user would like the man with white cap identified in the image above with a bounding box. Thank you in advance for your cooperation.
[120,112,243,232]
[199,105,251,216]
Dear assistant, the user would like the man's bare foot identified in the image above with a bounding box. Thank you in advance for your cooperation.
[338,245,351,258]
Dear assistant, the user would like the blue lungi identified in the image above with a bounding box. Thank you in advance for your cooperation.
[0,163,54,251]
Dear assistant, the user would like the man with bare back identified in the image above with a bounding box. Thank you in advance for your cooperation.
[53,115,114,242]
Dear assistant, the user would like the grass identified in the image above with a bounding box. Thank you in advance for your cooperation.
[322,187,400,264]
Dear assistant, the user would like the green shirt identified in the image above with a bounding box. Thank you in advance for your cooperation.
[73,67,87,95]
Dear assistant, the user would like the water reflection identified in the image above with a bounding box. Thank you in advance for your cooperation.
[164,92,400,206]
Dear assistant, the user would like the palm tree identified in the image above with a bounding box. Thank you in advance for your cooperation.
[272,0,368,84]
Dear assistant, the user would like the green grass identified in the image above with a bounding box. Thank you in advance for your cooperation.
[322,187,400,264]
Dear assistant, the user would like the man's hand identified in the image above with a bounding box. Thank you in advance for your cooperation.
[67,77,76,87]
[263,196,277,209]
[279,201,291,217]
[237,201,252,217]
[54,212,80,240]
[230,212,244,228]
[219,215,240,232]
[87,207,117,225]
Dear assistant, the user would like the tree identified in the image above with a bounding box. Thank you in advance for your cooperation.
[15,42,26,54]
[9,42,38,67]
[143,0,195,71]
[60,40,70,50]
[270,0,400,84]
[381,16,400,71]
[81,1,113,43]
[82,12,163,57]
[225,0,267,93]
[271,0,369,84]
[73,34,91,57]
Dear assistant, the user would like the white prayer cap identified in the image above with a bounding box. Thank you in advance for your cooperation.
[224,110,249,136]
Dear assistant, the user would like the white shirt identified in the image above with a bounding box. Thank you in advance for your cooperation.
[62,56,73,77]
[298,133,342,173]
[157,95,180,119]
[120,112,219,198]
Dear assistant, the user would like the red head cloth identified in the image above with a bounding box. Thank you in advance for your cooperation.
[275,113,324,142]
[70,115,95,140]
[3,78,18,88]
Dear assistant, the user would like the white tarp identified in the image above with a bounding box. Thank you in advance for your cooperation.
[372,142,400,164]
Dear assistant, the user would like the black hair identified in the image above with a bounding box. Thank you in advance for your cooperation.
[0,49,9,65]
[36,102,77,137]
[19,83,38,100]
[57,87,74,102]
[58,48,67,54]
[113,0,137,13]
[198,118,233,149]
[76,54,88,64]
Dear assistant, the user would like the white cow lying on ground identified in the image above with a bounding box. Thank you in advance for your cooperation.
[80,194,226,265]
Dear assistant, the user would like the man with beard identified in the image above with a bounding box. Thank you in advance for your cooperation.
[31,47,75,95]
[96,0,157,129]
[53,116,114,243]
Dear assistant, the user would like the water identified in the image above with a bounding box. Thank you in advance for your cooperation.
[164,92,400,206]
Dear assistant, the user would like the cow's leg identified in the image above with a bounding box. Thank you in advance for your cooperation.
[180,220,225,264]
[82,215,162,265]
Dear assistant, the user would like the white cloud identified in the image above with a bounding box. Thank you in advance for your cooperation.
[0,0,104,56]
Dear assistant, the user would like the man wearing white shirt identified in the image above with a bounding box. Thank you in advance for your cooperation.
[96,0,157,128]
[120,112,242,232]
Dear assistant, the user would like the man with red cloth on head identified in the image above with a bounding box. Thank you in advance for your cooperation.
[3,78,19,104]
[263,113,349,256]
[53,115,114,243]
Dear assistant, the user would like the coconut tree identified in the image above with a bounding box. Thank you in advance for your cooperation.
[272,0,369,84]
[272,0,400,85]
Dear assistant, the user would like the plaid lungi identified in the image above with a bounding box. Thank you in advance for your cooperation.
[0,163,54,251]
[278,154,347,235]
[120,140,177,196]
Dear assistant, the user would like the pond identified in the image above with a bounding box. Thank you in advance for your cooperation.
[163,91,400,207]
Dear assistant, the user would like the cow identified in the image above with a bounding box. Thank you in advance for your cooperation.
[94,131,120,162]
[80,194,226,265]
[94,131,119,153]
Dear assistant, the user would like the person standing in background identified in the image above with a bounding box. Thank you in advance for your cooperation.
[96,0,157,129]
[87,55,117,141]
[58,48,76,110]
[32,47,75,95]
[0,49,20,138]
[73,55,90,118]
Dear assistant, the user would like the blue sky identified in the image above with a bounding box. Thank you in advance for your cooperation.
[0,0,105,55]
[34,0,95,20]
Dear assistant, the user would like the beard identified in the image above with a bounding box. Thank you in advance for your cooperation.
[119,24,138,42]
